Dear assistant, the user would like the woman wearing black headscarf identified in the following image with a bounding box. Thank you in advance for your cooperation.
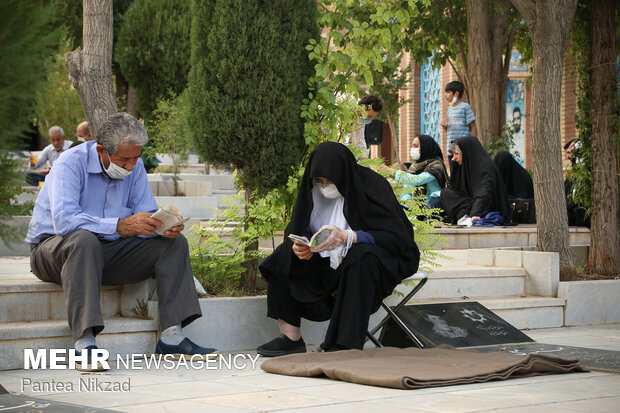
[257,142,420,356]
[440,136,511,224]
[394,134,448,209]
[493,151,534,199]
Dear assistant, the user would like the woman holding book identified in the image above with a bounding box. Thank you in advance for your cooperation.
[257,142,420,356]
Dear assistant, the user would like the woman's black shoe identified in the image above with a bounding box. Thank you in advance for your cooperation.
[317,342,348,353]
[257,335,306,357]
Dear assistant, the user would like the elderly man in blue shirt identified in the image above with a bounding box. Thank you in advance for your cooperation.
[26,113,216,371]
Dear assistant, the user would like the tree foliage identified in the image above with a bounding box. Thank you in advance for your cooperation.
[146,90,193,195]
[188,0,318,194]
[0,0,63,243]
[0,0,64,144]
[115,0,190,119]
[34,41,85,138]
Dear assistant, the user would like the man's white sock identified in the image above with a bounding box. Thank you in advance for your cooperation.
[75,328,96,351]
[160,324,185,345]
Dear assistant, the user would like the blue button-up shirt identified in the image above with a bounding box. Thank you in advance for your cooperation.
[26,141,158,244]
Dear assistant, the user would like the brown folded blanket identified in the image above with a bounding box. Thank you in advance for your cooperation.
[261,345,588,389]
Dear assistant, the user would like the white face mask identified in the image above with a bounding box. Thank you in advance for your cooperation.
[410,147,421,161]
[318,183,342,199]
[451,95,457,105]
[104,149,132,179]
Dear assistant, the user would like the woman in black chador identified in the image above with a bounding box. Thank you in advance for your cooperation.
[257,142,420,357]
[440,136,511,224]
[493,151,534,200]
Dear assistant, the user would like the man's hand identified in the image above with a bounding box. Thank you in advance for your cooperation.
[292,242,313,260]
[472,216,480,221]
[117,212,162,236]
[163,224,184,239]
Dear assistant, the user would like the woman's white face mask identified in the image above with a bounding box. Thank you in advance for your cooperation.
[318,183,342,199]
[410,147,421,161]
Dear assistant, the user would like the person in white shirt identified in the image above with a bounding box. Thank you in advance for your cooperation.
[70,121,93,148]
[26,126,73,186]
[30,126,73,169]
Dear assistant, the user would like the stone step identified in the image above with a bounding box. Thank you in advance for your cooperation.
[431,225,590,249]
[402,296,565,330]
[404,267,527,300]
[0,279,121,323]
[154,196,219,219]
[190,225,590,253]
[0,317,158,371]
[147,173,236,190]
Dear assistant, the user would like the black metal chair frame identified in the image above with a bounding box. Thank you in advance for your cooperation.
[366,272,428,349]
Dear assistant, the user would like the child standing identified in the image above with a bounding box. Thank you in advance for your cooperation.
[441,81,477,151]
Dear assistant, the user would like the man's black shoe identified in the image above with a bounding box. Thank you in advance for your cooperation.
[257,335,306,357]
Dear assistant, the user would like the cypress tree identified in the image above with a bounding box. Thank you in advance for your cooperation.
[115,0,190,119]
[188,0,318,195]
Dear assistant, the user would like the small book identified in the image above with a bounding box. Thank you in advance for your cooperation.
[150,206,189,235]
[288,226,332,247]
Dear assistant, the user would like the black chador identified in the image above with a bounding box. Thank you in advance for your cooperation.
[441,136,511,223]
[493,151,534,199]
[408,134,448,189]
[259,142,420,350]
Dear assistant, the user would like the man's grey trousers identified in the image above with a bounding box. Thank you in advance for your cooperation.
[30,230,202,341]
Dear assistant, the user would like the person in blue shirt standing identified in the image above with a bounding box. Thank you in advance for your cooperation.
[26,113,216,371]
[441,81,477,152]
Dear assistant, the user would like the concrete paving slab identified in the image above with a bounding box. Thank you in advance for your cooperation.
[115,400,248,413]
[188,389,344,411]
[276,400,428,412]
[545,396,620,413]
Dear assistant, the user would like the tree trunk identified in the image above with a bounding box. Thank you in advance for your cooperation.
[65,0,117,138]
[465,0,514,147]
[241,187,258,293]
[126,85,139,117]
[587,0,619,275]
[512,0,578,281]
[386,111,400,164]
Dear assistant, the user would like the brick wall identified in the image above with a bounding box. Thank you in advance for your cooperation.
[562,54,578,148]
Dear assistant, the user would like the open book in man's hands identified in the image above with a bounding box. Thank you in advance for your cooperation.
[150,206,189,235]
[288,226,332,248]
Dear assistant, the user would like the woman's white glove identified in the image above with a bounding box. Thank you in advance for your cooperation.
[311,225,348,253]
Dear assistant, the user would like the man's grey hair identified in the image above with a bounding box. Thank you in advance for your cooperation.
[49,126,65,137]
[96,112,148,154]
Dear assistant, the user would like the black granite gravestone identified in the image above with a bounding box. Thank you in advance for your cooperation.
[474,342,620,373]
[379,301,534,348]
[0,387,118,413]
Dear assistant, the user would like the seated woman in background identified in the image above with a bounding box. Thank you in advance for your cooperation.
[257,142,420,357]
[493,151,534,200]
[394,134,448,209]
[493,151,535,224]
[440,136,511,224]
